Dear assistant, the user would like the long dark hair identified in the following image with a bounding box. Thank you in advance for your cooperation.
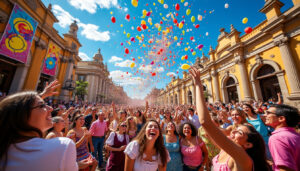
[0,91,43,170]
[243,124,272,171]
[133,119,168,167]
[243,104,257,116]
[71,114,84,128]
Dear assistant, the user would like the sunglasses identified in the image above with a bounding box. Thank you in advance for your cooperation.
[121,125,127,127]
[32,103,47,109]
[265,110,277,115]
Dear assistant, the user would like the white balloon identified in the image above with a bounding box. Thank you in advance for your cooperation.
[163,4,168,9]
[225,3,229,8]
[184,2,188,6]
[131,26,134,30]
[206,32,209,36]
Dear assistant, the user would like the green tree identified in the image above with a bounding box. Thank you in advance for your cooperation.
[75,80,88,100]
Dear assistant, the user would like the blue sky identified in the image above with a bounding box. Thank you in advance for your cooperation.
[41,0,293,99]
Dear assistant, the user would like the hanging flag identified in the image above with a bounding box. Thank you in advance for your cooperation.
[0,4,38,63]
[42,41,61,76]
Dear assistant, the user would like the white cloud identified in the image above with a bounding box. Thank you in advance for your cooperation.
[166,72,177,77]
[139,65,164,73]
[52,5,79,28]
[109,70,144,86]
[67,0,118,14]
[79,52,93,61]
[109,56,123,63]
[123,7,128,12]
[52,5,110,42]
[78,23,110,42]
[115,60,134,67]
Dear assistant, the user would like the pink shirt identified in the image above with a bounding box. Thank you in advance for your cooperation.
[269,127,300,171]
[181,138,204,167]
[89,120,107,137]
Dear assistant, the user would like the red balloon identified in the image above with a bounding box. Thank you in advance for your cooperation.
[160,21,163,24]
[176,13,179,16]
[111,16,116,23]
[244,27,253,34]
[185,55,188,60]
[137,26,142,31]
[125,14,130,20]
[125,48,129,54]
[173,19,178,24]
[132,58,135,61]
[141,24,147,30]
[152,72,156,76]
[121,43,123,46]
[195,24,200,28]
[175,4,180,11]
[190,36,194,40]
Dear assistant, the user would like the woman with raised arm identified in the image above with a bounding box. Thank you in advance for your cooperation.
[160,110,173,132]
[126,116,137,140]
[189,66,271,171]
[124,119,170,171]
[0,80,78,171]
[223,109,248,136]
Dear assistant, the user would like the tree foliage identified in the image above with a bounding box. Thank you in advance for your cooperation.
[75,80,88,100]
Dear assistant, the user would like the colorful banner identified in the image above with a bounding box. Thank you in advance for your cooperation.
[42,41,61,76]
[0,4,38,63]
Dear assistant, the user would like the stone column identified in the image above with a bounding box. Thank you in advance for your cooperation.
[211,70,220,101]
[182,85,186,104]
[177,89,180,104]
[234,55,252,101]
[207,76,213,103]
[60,55,74,101]
[274,35,300,97]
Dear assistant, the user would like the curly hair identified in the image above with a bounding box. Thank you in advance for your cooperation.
[179,122,198,138]
[133,119,168,167]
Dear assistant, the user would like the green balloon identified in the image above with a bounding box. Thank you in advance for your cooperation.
[191,16,195,22]
[186,9,191,15]
[127,33,131,38]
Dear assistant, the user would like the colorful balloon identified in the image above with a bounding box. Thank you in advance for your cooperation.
[195,24,200,28]
[126,14,130,20]
[175,4,180,11]
[158,0,164,4]
[164,4,168,9]
[192,51,196,56]
[179,22,183,29]
[198,44,204,49]
[130,62,135,68]
[225,3,229,8]
[111,16,116,23]
[184,2,188,6]
[142,24,147,30]
[131,0,138,7]
[142,10,147,16]
[137,26,142,31]
[181,64,190,70]
[186,9,191,16]
[127,33,131,38]
[146,11,151,16]
[198,14,203,21]
[125,48,129,54]
[244,27,253,34]
[191,16,195,22]
[242,17,248,24]
[130,37,135,41]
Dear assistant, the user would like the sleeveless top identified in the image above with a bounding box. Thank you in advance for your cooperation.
[212,151,231,171]
[246,115,269,144]
[75,136,89,161]
[181,137,204,167]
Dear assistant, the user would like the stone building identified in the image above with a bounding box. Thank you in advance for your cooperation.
[0,0,81,101]
[76,49,129,104]
[157,0,300,108]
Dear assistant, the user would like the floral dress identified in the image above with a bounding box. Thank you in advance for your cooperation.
[163,135,183,171]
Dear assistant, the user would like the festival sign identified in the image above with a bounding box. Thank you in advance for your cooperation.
[42,41,61,76]
[0,4,38,63]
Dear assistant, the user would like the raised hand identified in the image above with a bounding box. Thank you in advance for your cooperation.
[188,66,202,86]
[39,80,60,99]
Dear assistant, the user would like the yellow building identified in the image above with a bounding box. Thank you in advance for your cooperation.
[157,0,300,108]
[0,0,81,101]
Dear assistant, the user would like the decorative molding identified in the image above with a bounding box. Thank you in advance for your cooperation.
[234,55,244,64]
[34,37,47,49]
[216,61,235,72]
[255,55,263,65]
[245,41,275,59]
[273,35,289,47]
[24,0,37,11]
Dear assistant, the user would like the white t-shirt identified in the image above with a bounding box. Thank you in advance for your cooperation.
[124,140,170,171]
[105,132,130,146]
[189,114,201,128]
[4,137,78,171]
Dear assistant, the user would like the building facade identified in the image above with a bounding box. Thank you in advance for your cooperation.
[76,49,129,104]
[157,0,300,108]
[0,0,81,101]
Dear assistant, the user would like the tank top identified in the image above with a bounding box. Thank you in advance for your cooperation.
[212,151,231,171]
[181,137,204,167]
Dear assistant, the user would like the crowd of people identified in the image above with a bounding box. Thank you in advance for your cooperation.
[0,69,299,171]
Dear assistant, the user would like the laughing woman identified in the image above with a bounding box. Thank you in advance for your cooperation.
[124,119,170,171]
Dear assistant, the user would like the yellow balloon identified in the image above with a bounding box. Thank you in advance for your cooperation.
[179,22,183,29]
[192,51,196,56]
[181,0,185,2]
[182,30,185,35]
[130,62,135,68]
[181,64,191,70]
[143,10,147,16]
[110,11,113,15]
[186,9,191,16]
[158,0,164,4]
[131,0,138,7]
[181,56,185,60]
[191,16,195,23]
[153,2,156,5]
[184,47,188,51]
[158,26,162,31]
[127,33,131,38]
[141,20,146,25]
[120,24,123,27]
[242,17,248,24]
[174,36,178,41]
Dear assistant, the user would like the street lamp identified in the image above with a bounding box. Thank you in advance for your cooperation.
[62,77,76,91]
